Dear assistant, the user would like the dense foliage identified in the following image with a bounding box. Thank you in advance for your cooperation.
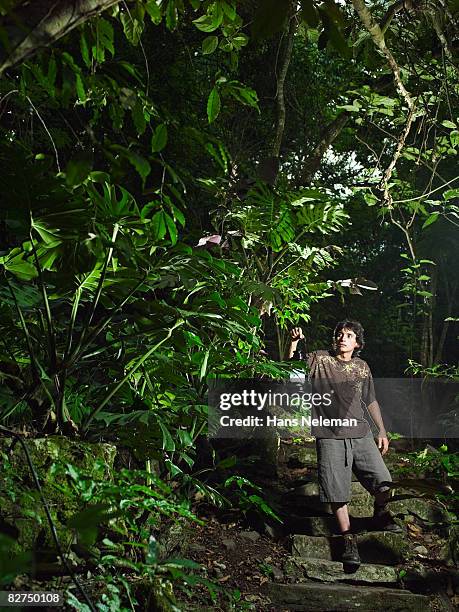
[0,0,458,609]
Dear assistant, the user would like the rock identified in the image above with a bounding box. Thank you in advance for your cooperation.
[281,442,317,468]
[0,436,116,557]
[263,521,286,540]
[222,538,236,550]
[292,532,410,565]
[285,481,374,518]
[156,517,194,562]
[240,530,260,542]
[400,563,439,593]
[348,494,375,518]
[413,545,428,556]
[135,576,178,612]
[188,543,207,553]
[263,582,433,611]
[284,515,338,536]
[438,541,457,567]
[291,481,368,497]
[259,428,281,477]
[284,557,398,584]
[388,498,450,523]
[271,565,284,581]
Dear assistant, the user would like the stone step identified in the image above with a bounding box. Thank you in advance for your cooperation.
[284,556,398,585]
[280,494,378,520]
[388,497,450,524]
[284,482,450,522]
[281,514,377,536]
[285,481,375,517]
[282,494,374,519]
[283,515,339,536]
[289,480,369,497]
[263,582,433,611]
[280,441,404,470]
[281,441,317,468]
[292,532,409,565]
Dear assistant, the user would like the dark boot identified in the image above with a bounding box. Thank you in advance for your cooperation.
[341,533,360,568]
[372,503,403,532]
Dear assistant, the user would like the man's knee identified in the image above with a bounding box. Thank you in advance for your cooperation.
[330,501,348,510]
[374,481,392,495]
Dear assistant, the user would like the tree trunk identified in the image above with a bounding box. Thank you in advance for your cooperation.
[0,0,121,75]
[270,5,296,160]
[257,1,296,186]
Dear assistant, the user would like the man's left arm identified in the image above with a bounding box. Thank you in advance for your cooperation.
[367,400,389,455]
[363,367,389,455]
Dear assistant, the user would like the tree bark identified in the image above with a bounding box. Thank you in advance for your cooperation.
[351,0,414,111]
[0,0,121,75]
[271,6,296,160]
[257,2,297,186]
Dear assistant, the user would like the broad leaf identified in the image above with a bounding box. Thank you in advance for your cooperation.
[151,123,168,152]
[207,87,221,123]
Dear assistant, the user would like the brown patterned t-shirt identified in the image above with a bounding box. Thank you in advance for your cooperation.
[292,348,375,439]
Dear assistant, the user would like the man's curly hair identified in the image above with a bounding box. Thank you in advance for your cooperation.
[331,320,365,357]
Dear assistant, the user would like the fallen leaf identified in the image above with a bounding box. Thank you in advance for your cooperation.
[218,575,231,583]
[407,523,423,535]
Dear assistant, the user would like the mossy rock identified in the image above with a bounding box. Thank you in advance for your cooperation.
[133,576,178,611]
[388,497,450,524]
[292,532,410,565]
[284,556,398,585]
[156,516,195,562]
[0,436,116,558]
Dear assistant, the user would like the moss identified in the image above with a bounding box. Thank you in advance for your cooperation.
[0,437,116,558]
[134,576,178,612]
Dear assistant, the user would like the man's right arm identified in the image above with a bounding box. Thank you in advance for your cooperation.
[288,327,305,359]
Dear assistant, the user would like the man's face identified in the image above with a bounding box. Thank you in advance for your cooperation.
[335,328,360,353]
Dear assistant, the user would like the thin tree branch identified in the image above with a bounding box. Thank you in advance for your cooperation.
[299,112,349,186]
[351,0,414,111]
[429,8,459,78]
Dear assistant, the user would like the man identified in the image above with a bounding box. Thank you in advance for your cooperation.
[288,320,402,569]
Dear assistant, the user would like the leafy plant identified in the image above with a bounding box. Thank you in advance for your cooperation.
[223,475,283,523]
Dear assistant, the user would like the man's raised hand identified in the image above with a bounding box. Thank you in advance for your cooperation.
[290,327,304,341]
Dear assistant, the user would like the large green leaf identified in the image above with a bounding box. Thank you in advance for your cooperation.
[193,4,223,32]
[202,35,219,54]
[151,123,168,152]
[152,211,167,241]
[120,7,145,45]
[207,87,221,123]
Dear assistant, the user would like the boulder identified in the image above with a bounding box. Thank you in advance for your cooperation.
[292,532,410,565]
[285,481,374,518]
[263,582,433,611]
[284,556,398,584]
[388,498,451,524]
[0,436,116,557]
[281,442,317,468]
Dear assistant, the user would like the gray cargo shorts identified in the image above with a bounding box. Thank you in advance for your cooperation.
[315,431,392,503]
